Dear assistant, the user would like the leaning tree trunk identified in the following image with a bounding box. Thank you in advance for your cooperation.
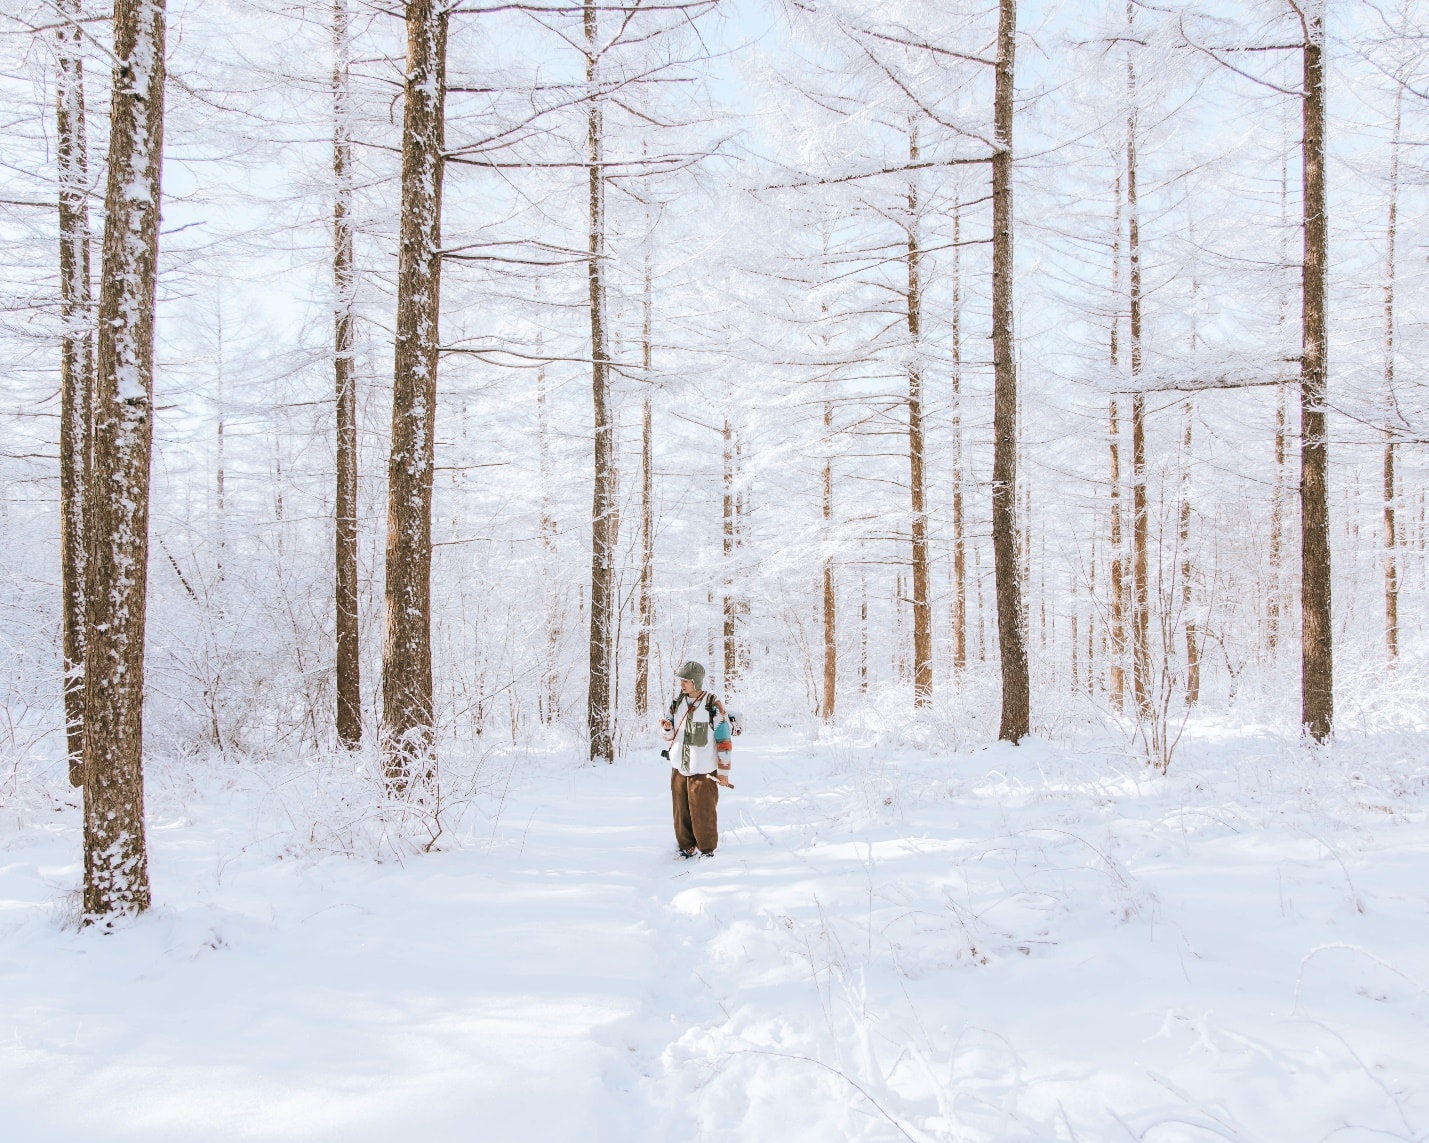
[1299,7,1333,741]
[333,0,361,749]
[991,0,1029,742]
[83,0,167,920]
[906,124,932,707]
[382,0,446,784]
[56,0,94,789]
[585,0,616,763]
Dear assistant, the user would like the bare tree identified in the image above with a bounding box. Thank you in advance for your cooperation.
[83,0,168,920]
[382,0,447,783]
[333,0,361,749]
[950,193,967,678]
[1382,82,1403,663]
[635,251,654,717]
[585,0,616,763]
[1298,0,1332,741]
[992,0,1028,741]
[906,123,932,706]
[55,0,94,788]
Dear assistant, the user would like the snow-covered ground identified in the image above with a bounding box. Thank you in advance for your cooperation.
[3,724,1428,1141]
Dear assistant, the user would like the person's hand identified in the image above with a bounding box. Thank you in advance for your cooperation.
[716,773,733,789]
[659,719,673,731]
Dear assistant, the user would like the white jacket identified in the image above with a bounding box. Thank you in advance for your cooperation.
[662,692,724,775]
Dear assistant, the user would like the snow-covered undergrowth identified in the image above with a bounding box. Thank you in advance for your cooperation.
[2,724,1427,1140]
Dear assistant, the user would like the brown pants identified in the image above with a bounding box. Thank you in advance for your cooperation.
[671,769,719,854]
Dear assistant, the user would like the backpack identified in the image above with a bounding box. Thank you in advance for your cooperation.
[667,692,740,737]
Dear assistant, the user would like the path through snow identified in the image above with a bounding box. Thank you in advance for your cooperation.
[3,728,1429,1140]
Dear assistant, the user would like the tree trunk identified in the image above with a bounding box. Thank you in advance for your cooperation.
[991,0,1028,741]
[538,353,560,724]
[635,254,654,717]
[821,401,836,720]
[950,193,967,678]
[83,0,167,920]
[1383,83,1402,664]
[1108,164,1126,714]
[382,0,446,783]
[586,0,616,763]
[333,0,361,750]
[1180,402,1200,703]
[722,418,737,688]
[635,403,653,713]
[906,125,932,707]
[56,0,94,789]
[1299,8,1333,741]
[1126,26,1151,720]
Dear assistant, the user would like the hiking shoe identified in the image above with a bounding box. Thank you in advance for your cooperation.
[697,850,715,860]
[678,848,697,859]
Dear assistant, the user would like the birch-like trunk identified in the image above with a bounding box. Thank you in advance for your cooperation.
[585,0,616,763]
[1299,6,1333,741]
[56,0,94,789]
[84,0,167,920]
[382,0,446,783]
[991,0,1028,741]
[333,0,361,749]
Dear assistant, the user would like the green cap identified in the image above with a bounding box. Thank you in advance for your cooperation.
[674,661,706,689]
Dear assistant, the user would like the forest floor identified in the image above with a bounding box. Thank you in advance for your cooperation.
[2,720,1428,1141]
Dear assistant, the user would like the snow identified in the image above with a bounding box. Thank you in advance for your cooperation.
[3,726,1428,1140]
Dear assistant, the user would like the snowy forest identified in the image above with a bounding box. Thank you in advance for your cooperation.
[4,0,1429,1138]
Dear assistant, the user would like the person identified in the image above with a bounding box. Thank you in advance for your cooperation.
[659,661,733,859]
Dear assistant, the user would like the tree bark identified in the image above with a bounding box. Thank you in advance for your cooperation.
[333,0,361,750]
[586,0,616,763]
[1299,7,1333,741]
[382,0,446,783]
[83,0,167,920]
[1383,83,1402,664]
[1180,402,1200,703]
[722,419,738,687]
[635,253,654,717]
[991,0,1028,741]
[950,193,966,678]
[56,0,94,789]
[821,401,836,720]
[906,124,932,707]
[1108,167,1126,714]
[1126,24,1151,720]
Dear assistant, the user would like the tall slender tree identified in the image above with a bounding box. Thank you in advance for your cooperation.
[992,0,1029,741]
[382,0,447,784]
[55,0,94,789]
[906,123,932,706]
[585,0,617,763]
[333,0,361,749]
[1298,0,1332,741]
[83,0,168,919]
